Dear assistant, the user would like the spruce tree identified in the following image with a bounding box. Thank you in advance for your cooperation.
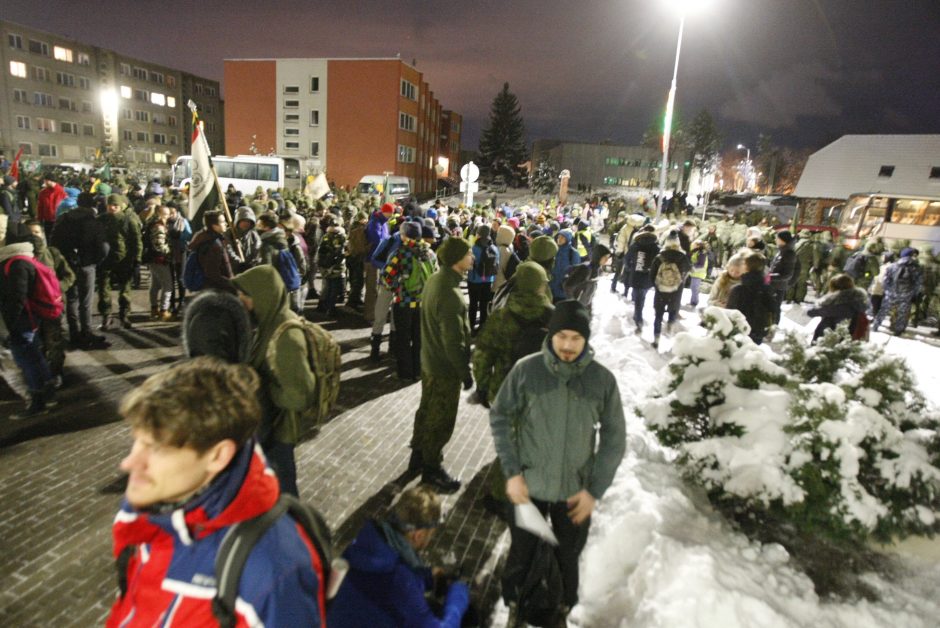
[529,160,557,194]
[479,83,528,186]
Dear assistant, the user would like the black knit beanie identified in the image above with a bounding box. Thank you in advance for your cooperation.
[547,299,591,340]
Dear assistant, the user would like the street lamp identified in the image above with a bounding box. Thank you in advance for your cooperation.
[656,0,709,216]
[736,143,750,192]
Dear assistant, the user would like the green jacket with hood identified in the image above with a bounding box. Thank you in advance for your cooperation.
[489,341,626,502]
[232,264,316,444]
[419,266,471,381]
[472,290,553,404]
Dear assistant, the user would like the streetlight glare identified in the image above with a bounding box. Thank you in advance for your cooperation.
[663,0,713,16]
[737,143,746,150]
[99,88,118,116]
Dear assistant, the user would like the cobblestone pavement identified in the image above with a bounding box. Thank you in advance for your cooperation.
[0,285,509,626]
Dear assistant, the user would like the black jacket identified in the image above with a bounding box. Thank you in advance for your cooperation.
[649,246,692,292]
[0,246,37,333]
[625,232,661,290]
[807,287,868,340]
[727,270,778,344]
[51,206,107,268]
[769,242,797,291]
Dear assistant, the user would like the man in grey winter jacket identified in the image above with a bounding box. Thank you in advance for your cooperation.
[489,299,626,625]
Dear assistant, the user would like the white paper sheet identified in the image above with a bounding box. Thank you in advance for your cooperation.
[514,502,558,545]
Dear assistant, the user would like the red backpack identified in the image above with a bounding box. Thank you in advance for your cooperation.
[3,255,64,321]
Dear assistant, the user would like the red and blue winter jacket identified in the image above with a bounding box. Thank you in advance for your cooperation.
[107,442,325,627]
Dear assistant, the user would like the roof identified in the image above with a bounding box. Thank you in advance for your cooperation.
[794,134,940,200]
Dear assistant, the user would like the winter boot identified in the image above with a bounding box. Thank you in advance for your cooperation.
[652,334,660,349]
[369,334,382,362]
[421,466,461,494]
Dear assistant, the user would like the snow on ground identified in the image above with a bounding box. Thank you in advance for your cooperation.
[553,283,940,628]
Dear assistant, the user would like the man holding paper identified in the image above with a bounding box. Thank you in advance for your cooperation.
[489,299,626,626]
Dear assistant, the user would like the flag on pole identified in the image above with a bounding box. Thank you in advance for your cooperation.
[304,172,331,200]
[188,102,218,227]
[9,146,24,179]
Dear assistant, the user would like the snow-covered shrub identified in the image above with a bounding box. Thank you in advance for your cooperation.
[638,307,940,546]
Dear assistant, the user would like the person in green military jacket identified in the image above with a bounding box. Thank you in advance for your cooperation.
[489,299,626,626]
[405,236,474,494]
[97,194,142,329]
[788,229,816,303]
[232,264,317,497]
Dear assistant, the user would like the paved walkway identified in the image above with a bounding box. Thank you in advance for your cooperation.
[0,286,509,626]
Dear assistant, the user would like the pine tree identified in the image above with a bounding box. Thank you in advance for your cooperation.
[529,160,557,194]
[478,83,528,186]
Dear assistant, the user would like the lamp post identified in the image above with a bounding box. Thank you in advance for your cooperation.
[736,143,750,192]
[656,13,685,216]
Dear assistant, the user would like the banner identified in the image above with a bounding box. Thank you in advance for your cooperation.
[188,106,218,226]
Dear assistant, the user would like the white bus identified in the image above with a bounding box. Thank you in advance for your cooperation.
[356,175,412,201]
[172,155,307,195]
[837,192,940,252]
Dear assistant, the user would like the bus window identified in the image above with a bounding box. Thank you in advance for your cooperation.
[858,204,886,239]
[839,196,870,238]
[925,202,940,227]
[215,161,233,178]
[257,163,279,182]
[234,162,257,180]
[892,199,926,225]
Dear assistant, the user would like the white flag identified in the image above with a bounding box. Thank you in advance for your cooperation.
[188,120,217,224]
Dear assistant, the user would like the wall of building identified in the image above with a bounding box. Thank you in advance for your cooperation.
[275,59,327,169]
[223,59,276,157]
[532,140,686,191]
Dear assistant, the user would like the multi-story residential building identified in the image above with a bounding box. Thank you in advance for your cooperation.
[531,139,688,192]
[0,20,222,171]
[439,110,462,181]
[224,57,460,196]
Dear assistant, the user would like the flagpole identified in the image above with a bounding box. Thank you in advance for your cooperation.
[188,100,243,262]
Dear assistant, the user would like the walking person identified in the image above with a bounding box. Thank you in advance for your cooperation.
[649,231,691,348]
[624,224,659,331]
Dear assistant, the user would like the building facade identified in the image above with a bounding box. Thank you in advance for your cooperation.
[439,110,462,181]
[531,140,687,192]
[0,20,222,171]
[224,57,460,196]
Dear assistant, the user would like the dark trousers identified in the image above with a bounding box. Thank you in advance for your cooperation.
[653,290,681,336]
[261,439,298,497]
[66,264,96,337]
[468,282,492,330]
[319,276,343,313]
[771,286,787,325]
[346,255,365,304]
[39,316,65,377]
[391,303,421,379]
[411,372,461,468]
[632,285,650,324]
[502,498,590,608]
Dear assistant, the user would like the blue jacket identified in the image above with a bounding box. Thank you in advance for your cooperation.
[467,238,498,284]
[55,186,81,218]
[549,229,581,300]
[366,211,390,254]
[328,520,469,628]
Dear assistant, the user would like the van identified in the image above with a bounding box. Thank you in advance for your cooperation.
[356,175,412,201]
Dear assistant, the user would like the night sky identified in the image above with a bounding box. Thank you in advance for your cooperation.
[8,0,940,152]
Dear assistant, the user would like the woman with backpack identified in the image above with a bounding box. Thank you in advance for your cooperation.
[806,273,869,342]
[649,231,691,348]
[549,229,581,303]
[467,224,499,332]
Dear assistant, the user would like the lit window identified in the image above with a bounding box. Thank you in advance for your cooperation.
[77,52,90,66]
[9,61,26,78]
[120,85,132,99]
[167,96,176,108]
[150,92,166,106]
[54,46,73,62]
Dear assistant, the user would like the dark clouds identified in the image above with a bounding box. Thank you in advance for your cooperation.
[8,0,939,150]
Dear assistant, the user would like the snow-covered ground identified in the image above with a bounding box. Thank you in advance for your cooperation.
[495,282,940,628]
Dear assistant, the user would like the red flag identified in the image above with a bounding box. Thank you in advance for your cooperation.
[9,147,23,179]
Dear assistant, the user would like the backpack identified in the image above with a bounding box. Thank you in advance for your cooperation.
[403,256,435,298]
[3,256,64,321]
[477,243,498,277]
[843,252,868,279]
[182,245,207,291]
[274,247,302,292]
[267,318,342,432]
[654,260,683,293]
[489,276,515,314]
[508,310,549,363]
[115,494,335,628]
[514,539,565,627]
[894,262,918,293]
[347,224,368,257]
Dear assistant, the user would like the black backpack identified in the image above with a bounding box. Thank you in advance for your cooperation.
[477,242,498,277]
[115,494,333,628]
[507,310,550,363]
[843,252,868,279]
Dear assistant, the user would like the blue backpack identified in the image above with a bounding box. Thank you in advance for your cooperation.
[274,247,302,292]
[182,245,207,291]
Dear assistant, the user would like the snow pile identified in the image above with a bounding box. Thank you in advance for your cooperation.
[565,289,940,627]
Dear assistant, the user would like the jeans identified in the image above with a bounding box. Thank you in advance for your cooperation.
[653,290,681,336]
[689,276,702,306]
[65,264,96,337]
[632,286,650,324]
[9,329,52,394]
[148,263,173,311]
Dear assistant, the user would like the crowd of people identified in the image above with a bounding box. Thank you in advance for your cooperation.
[3,163,939,626]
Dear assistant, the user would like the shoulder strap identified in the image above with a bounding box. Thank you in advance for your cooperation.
[213,497,291,628]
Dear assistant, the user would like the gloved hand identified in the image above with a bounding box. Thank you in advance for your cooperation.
[444,581,470,616]
[463,373,474,390]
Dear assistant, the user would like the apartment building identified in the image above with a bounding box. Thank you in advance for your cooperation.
[0,20,222,170]
[224,57,460,196]
[439,110,462,180]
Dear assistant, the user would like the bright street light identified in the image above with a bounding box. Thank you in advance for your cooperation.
[655,0,711,216]
[736,143,751,192]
